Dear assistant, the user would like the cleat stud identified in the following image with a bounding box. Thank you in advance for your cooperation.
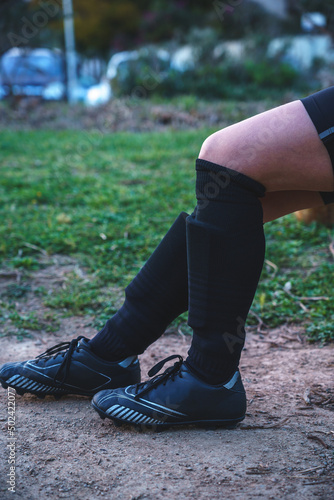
[15,389,25,396]
[1,382,8,389]
[112,419,123,428]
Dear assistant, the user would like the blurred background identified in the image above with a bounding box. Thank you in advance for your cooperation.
[0,0,333,110]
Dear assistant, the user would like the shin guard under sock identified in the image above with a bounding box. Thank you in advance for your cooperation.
[89,212,189,361]
[186,159,266,384]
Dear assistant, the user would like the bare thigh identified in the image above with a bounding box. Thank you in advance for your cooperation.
[199,100,334,192]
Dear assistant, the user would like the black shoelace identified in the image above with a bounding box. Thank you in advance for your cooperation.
[134,354,183,400]
[35,335,86,385]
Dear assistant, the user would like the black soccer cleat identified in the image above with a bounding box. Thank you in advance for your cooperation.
[0,336,140,398]
[92,354,246,430]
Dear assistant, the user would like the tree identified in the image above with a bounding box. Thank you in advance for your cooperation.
[0,0,32,55]
[72,0,140,56]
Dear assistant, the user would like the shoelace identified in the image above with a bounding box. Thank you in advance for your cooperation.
[35,335,86,385]
[134,354,183,400]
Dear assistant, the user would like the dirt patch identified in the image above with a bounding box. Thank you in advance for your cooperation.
[0,98,280,133]
[0,255,97,340]
[0,262,333,499]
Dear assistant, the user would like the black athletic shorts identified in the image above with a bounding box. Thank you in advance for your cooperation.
[301,86,334,205]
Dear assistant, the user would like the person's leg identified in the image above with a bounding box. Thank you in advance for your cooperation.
[92,89,334,429]
[185,159,266,383]
[185,98,334,384]
[89,211,189,360]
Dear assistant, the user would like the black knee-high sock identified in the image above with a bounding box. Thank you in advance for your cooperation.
[186,159,266,384]
[89,212,189,360]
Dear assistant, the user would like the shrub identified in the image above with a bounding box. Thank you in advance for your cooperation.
[244,59,299,87]
[155,60,303,100]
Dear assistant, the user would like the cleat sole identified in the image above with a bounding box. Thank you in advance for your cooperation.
[1,381,96,399]
[91,400,244,431]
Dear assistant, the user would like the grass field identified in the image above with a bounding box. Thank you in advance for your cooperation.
[1,129,333,342]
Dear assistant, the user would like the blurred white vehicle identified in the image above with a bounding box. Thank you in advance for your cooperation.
[0,48,66,100]
[0,48,110,105]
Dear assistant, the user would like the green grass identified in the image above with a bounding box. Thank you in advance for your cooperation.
[0,129,333,342]
[253,219,334,342]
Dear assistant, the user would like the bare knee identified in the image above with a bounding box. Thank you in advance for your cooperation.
[198,131,228,165]
[198,127,248,174]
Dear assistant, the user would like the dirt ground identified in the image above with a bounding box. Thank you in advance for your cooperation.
[0,98,278,133]
[0,260,334,500]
